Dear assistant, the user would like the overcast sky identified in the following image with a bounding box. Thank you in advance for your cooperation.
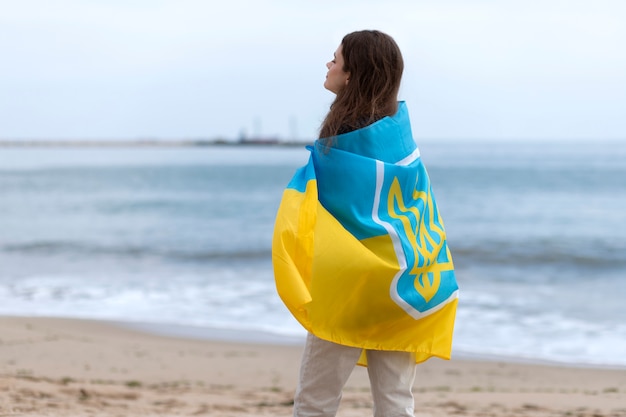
[1,0,625,141]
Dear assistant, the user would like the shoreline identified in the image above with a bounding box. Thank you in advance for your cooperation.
[5,313,625,371]
[1,315,625,416]
[116,318,626,371]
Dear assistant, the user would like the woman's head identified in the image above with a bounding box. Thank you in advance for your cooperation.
[320,30,404,139]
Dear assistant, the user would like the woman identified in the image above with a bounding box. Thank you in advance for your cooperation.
[273,30,459,417]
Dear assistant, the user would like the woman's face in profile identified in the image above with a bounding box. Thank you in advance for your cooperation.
[324,44,350,94]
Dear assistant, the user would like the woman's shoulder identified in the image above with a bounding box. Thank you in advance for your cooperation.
[337,116,380,135]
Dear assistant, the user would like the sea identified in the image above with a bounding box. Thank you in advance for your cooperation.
[1,140,625,368]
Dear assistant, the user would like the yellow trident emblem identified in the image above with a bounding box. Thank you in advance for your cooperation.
[387,176,451,303]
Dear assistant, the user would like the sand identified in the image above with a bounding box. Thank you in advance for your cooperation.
[0,316,624,416]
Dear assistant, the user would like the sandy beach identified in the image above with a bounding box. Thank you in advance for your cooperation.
[0,316,624,416]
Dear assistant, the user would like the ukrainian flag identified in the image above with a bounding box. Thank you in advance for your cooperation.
[272,102,458,364]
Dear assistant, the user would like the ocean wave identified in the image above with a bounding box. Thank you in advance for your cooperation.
[0,240,270,262]
[450,238,626,269]
[3,236,624,269]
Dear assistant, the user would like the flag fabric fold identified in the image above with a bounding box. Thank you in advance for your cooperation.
[272,102,459,365]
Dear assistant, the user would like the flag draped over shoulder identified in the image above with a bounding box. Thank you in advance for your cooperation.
[272,102,459,365]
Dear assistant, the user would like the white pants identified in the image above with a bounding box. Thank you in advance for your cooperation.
[294,333,417,417]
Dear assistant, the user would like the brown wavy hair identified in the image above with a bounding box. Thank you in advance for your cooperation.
[319,30,404,141]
